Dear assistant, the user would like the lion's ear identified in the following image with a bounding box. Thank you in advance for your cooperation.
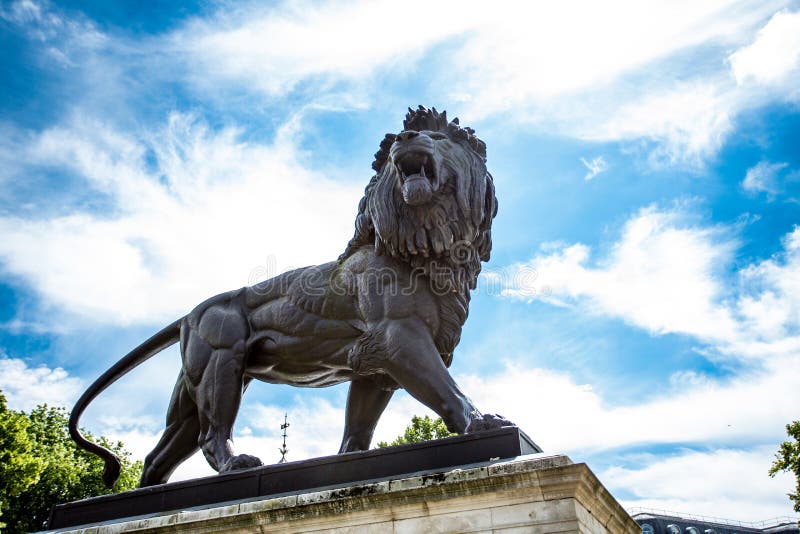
[487,172,498,219]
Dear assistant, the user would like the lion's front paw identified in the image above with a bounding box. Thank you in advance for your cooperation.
[220,454,263,473]
[466,413,514,433]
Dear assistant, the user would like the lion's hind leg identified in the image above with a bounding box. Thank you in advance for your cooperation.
[140,371,200,487]
[185,302,263,474]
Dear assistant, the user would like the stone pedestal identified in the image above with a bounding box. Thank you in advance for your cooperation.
[51,454,639,534]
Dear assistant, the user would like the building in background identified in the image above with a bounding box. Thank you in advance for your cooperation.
[631,509,799,534]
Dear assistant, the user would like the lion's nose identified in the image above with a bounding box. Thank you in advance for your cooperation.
[397,130,419,142]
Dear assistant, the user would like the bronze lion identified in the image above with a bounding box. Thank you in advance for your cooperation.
[70,106,513,487]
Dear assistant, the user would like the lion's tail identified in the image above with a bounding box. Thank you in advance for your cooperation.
[68,319,182,487]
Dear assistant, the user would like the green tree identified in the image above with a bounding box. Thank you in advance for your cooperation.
[0,390,142,533]
[770,420,800,512]
[0,392,46,531]
[377,415,455,447]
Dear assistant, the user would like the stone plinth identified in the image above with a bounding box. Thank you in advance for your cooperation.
[49,427,539,528]
[50,454,639,534]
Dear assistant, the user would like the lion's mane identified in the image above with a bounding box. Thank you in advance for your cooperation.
[341,106,498,363]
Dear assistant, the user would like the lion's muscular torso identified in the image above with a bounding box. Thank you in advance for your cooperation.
[182,245,451,389]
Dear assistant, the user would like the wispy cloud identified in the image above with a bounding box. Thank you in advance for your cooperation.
[5,1,797,170]
[742,160,789,198]
[159,1,798,167]
[172,0,472,97]
[500,203,800,360]
[433,1,791,166]
[0,0,106,63]
[580,155,609,181]
[0,111,362,326]
[585,82,735,167]
[502,204,739,345]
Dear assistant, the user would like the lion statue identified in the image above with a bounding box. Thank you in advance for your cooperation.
[69,106,513,488]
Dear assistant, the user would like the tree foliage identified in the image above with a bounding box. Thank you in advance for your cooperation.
[0,393,46,509]
[0,390,142,533]
[770,420,800,512]
[377,415,455,448]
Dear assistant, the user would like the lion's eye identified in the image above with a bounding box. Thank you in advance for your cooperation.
[428,132,448,140]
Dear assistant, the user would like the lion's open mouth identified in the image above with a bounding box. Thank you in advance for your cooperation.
[392,147,439,206]
[395,151,437,186]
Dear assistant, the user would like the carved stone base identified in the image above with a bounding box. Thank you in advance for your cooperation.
[50,454,639,533]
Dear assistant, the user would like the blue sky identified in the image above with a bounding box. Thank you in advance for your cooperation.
[1,0,800,520]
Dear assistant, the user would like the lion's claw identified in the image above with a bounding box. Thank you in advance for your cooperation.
[466,413,514,433]
[220,454,263,473]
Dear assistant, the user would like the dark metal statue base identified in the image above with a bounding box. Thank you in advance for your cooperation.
[48,427,540,529]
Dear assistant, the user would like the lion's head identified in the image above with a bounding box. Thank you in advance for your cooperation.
[343,106,497,293]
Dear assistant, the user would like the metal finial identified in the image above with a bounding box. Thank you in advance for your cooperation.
[278,412,289,463]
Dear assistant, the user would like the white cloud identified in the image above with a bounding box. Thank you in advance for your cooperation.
[503,204,741,345]
[587,82,735,167]
[169,0,791,106]
[737,227,800,343]
[0,355,83,411]
[158,1,797,166]
[450,358,799,520]
[0,111,363,325]
[730,9,800,86]
[580,156,608,181]
[0,0,42,25]
[501,204,800,359]
[7,1,796,171]
[742,160,789,197]
[579,7,800,166]
[457,358,800,454]
[174,0,475,97]
[433,1,789,165]
[607,448,798,520]
[447,1,774,106]
[0,0,106,64]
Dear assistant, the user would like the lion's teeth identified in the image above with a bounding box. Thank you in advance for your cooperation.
[420,164,426,177]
